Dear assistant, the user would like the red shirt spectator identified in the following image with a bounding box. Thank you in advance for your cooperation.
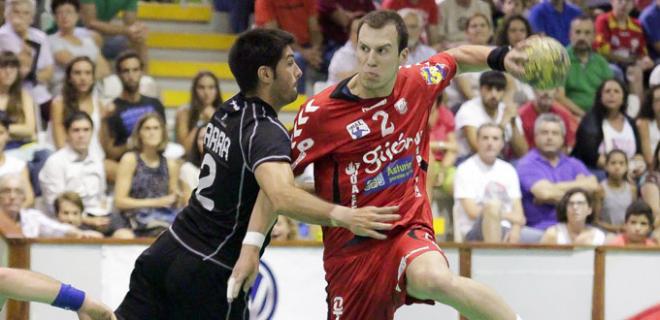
[318,0,376,45]
[429,105,455,161]
[255,0,317,45]
[595,11,648,62]
[381,0,440,25]
[518,101,577,149]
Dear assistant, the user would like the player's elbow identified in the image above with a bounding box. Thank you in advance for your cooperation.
[267,187,297,215]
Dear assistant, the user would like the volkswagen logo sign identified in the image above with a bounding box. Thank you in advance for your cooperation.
[248,261,278,320]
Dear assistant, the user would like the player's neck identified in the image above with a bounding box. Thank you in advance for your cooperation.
[247,89,282,112]
[347,75,396,99]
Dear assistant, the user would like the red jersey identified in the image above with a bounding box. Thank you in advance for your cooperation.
[595,12,648,59]
[291,53,457,259]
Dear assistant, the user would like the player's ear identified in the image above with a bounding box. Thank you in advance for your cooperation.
[398,47,409,66]
[257,66,274,85]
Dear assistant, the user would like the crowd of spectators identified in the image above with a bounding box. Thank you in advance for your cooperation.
[0,0,657,246]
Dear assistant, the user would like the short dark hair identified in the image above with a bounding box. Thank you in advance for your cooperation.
[495,14,532,46]
[228,28,295,93]
[358,10,409,53]
[592,78,628,119]
[0,111,11,130]
[51,0,79,13]
[572,14,594,24]
[477,122,505,140]
[64,110,94,131]
[115,50,143,73]
[479,70,507,90]
[625,200,654,227]
[605,149,628,164]
[556,188,594,224]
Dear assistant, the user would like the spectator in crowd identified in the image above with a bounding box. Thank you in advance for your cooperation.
[516,113,599,231]
[255,0,323,93]
[557,16,614,117]
[446,13,495,108]
[639,0,660,62]
[39,111,108,217]
[437,0,492,49]
[79,0,147,63]
[0,51,36,149]
[540,188,606,245]
[212,0,253,33]
[47,0,110,95]
[270,215,299,241]
[175,71,221,155]
[0,174,99,238]
[179,124,204,205]
[571,78,645,179]
[636,85,660,168]
[317,0,375,65]
[594,149,636,232]
[428,94,458,198]
[499,0,526,22]
[382,0,440,46]
[326,15,361,85]
[455,71,527,161]
[453,124,533,243]
[53,191,104,238]
[398,8,436,65]
[518,88,577,150]
[0,0,53,125]
[495,14,531,47]
[0,111,33,207]
[100,51,165,162]
[594,0,655,75]
[50,56,104,160]
[639,142,659,235]
[114,113,180,238]
[608,200,656,245]
[528,0,582,46]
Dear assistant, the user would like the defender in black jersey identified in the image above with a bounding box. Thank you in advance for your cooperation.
[115,29,399,320]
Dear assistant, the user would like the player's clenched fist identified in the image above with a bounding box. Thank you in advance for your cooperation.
[227,246,260,303]
[330,206,401,240]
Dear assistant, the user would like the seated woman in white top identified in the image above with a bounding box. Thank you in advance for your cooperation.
[47,0,110,95]
[636,85,660,168]
[0,51,36,149]
[175,71,222,154]
[179,124,205,204]
[541,188,606,245]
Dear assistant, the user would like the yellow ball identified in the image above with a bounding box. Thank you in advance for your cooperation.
[519,36,571,90]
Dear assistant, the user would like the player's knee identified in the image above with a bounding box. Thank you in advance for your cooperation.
[410,265,456,299]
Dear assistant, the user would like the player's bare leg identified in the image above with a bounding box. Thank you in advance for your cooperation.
[406,251,517,320]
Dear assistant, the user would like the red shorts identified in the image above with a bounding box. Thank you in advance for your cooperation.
[324,225,448,320]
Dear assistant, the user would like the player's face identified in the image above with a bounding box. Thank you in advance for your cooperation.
[69,60,94,94]
[570,20,594,52]
[271,46,302,107]
[624,215,651,242]
[356,23,407,93]
[566,192,592,224]
[465,16,492,45]
[533,88,557,111]
[534,121,564,155]
[139,117,164,148]
[118,57,142,94]
[66,119,93,154]
[600,80,624,112]
[479,85,504,111]
[195,75,218,107]
[476,126,504,162]
[605,152,627,180]
[507,19,528,47]
[57,199,83,227]
[403,13,423,48]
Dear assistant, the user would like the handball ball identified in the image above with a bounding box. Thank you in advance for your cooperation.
[519,36,571,90]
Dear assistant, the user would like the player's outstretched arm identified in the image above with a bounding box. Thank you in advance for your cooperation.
[253,161,401,239]
[445,44,527,77]
[0,267,115,320]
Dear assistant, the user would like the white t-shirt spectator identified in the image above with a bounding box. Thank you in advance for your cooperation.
[437,0,492,44]
[453,155,522,237]
[406,44,436,65]
[0,156,26,177]
[48,28,100,94]
[18,208,75,238]
[599,119,637,158]
[454,97,524,157]
[328,42,358,85]
[0,23,54,105]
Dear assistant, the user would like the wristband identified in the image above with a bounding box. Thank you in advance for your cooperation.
[51,284,85,311]
[487,46,511,72]
[243,231,266,248]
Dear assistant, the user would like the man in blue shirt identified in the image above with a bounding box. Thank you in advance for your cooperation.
[528,0,582,46]
[640,0,660,61]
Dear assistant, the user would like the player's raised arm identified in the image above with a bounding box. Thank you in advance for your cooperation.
[0,268,116,320]
[445,44,528,77]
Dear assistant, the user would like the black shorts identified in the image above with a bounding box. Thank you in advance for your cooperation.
[115,230,249,320]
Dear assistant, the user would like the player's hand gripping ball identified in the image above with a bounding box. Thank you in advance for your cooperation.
[518,36,571,89]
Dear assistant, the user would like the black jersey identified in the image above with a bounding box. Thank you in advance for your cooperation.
[170,93,291,270]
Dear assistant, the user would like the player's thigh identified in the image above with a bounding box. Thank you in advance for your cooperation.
[405,250,453,300]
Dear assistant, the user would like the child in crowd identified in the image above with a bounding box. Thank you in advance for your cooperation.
[55,192,103,238]
[594,149,636,233]
[608,200,657,246]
